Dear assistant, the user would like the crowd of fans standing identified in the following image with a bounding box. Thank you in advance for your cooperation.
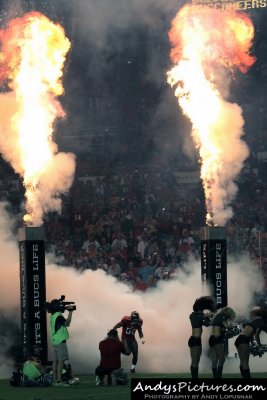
[1,155,267,297]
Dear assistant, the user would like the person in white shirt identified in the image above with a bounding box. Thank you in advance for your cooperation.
[107,257,121,277]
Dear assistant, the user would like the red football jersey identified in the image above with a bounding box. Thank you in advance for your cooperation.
[121,315,143,342]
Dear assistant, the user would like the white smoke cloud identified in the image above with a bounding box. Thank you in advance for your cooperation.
[0,0,266,379]
[0,202,265,378]
[0,203,21,378]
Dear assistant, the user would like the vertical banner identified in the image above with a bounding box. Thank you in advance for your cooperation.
[19,227,48,363]
[200,226,227,308]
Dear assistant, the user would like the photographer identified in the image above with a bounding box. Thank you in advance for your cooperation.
[48,298,74,387]
[22,345,53,387]
[95,329,130,386]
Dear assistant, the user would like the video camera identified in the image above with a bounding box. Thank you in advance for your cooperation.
[44,295,76,313]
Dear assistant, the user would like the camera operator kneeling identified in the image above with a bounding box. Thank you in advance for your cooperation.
[23,358,52,387]
[22,346,53,387]
[95,329,130,386]
[49,299,74,387]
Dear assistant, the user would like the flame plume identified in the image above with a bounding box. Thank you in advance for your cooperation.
[167,5,255,226]
[0,12,75,226]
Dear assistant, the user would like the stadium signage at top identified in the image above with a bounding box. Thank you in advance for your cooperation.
[191,0,267,10]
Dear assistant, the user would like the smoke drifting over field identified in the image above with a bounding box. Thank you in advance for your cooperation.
[0,0,267,379]
[0,203,265,377]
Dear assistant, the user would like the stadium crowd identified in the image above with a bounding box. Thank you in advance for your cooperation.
[1,150,267,298]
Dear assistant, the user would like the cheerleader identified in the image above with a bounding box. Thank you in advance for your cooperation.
[188,296,216,378]
[209,306,237,378]
[234,305,267,378]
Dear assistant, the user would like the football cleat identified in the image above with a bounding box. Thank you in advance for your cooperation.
[69,377,80,385]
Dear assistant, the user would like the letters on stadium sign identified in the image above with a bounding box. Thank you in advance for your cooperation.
[191,0,267,11]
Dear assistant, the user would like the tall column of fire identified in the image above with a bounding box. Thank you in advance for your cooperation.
[19,226,47,363]
[0,13,75,364]
[167,6,256,303]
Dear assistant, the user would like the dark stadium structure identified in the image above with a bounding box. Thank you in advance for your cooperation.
[0,0,267,376]
[18,226,48,364]
[200,226,227,308]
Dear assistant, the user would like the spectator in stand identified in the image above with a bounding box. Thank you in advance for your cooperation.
[147,241,161,260]
[137,234,149,260]
[167,256,182,275]
[177,229,196,263]
[151,253,162,270]
[164,240,176,262]
[71,206,86,236]
[179,229,195,248]
[125,260,139,282]
[121,214,135,235]
[73,251,91,271]
[87,243,98,260]
[95,214,113,232]
[107,257,121,278]
[82,235,100,255]
[138,258,154,284]
[9,149,267,292]
[250,222,263,240]
[102,224,114,246]
[154,258,169,281]
[146,274,157,288]
[96,257,109,273]
[94,177,106,199]
[84,212,98,238]
[248,236,260,262]
[111,232,128,259]
[125,229,138,258]
[170,222,181,243]
[132,275,148,292]
[98,237,112,258]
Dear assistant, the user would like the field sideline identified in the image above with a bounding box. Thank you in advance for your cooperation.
[0,373,267,400]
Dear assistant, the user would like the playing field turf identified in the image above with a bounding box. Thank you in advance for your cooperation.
[1,373,267,400]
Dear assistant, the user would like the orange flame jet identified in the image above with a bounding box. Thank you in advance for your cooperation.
[167,5,255,226]
[0,12,75,226]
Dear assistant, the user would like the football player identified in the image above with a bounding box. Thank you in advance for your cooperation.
[113,311,145,373]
